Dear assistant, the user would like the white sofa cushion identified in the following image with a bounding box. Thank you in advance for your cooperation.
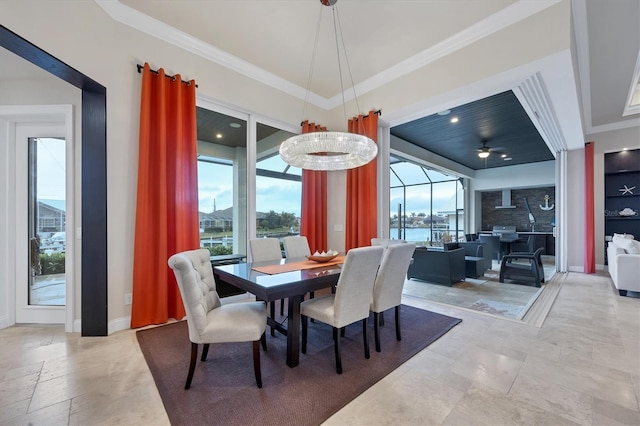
[613,235,640,254]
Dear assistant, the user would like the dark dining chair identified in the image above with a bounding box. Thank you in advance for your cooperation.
[478,234,501,262]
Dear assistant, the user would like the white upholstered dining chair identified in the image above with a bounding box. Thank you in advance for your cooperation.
[282,235,311,259]
[249,238,285,329]
[371,238,406,248]
[370,242,416,352]
[168,249,267,389]
[300,245,384,374]
[249,238,282,263]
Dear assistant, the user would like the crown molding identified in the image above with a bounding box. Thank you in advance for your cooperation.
[96,0,561,111]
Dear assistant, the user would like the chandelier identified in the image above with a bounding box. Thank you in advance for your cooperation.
[279,0,378,171]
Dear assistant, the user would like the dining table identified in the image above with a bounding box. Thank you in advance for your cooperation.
[213,256,345,368]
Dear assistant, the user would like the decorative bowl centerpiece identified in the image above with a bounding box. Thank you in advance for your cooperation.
[306,250,339,263]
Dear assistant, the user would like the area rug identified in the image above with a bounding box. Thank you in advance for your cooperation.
[136,305,461,426]
[469,299,524,318]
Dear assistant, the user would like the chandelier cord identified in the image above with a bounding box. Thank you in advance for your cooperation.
[333,4,365,133]
[302,3,325,125]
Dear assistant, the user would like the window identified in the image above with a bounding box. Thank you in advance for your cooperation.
[390,156,464,246]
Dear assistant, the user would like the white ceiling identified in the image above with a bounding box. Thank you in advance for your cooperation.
[2,0,639,136]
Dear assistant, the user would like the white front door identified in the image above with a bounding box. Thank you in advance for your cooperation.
[15,124,68,324]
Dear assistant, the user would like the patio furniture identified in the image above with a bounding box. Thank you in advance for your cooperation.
[406,246,465,286]
[499,247,545,287]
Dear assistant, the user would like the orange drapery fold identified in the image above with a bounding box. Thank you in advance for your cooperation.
[300,121,328,253]
[345,111,378,251]
[131,63,199,328]
[584,142,595,273]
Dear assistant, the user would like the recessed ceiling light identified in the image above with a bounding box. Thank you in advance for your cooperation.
[229,123,241,128]
[503,157,512,161]
[501,154,507,158]
[437,109,451,116]
[450,117,459,123]
[216,133,223,139]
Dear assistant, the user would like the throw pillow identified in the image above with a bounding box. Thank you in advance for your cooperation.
[616,237,640,254]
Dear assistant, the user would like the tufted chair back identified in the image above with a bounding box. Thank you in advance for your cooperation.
[168,249,222,344]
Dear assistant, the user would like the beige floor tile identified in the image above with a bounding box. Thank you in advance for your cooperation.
[450,345,523,394]
[592,397,640,425]
[509,371,593,424]
[5,399,71,426]
[0,372,39,408]
[443,384,547,425]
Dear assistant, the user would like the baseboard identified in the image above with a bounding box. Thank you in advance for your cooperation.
[73,319,81,333]
[595,263,606,271]
[568,265,585,272]
[0,314,12,330]
[108,316,131,335]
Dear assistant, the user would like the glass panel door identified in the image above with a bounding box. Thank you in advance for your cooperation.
[28,137,66,306]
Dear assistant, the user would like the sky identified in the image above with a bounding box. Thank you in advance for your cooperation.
[35,138,66,200]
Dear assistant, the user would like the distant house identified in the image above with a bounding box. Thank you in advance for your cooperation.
[38,199,65,233]
[199,207,233,231]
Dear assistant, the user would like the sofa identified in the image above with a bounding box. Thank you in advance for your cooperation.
[406,246,465,286]
[607,233,640,296]
[445,242,491,278]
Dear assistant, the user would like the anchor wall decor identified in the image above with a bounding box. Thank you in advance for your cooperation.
[540,195,554,211]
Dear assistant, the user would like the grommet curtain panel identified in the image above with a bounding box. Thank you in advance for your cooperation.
[345,111,378,251]
[300,120,328,253]
[131,63,199,328]
[584,141,595,273]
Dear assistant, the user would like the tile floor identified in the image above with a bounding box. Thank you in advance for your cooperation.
[1,271,639,425]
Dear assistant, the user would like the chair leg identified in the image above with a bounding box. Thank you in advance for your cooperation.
[333,327,342,374]
[252,340,263,388]
[200,343,209,361]
[373,312,381,353]
[362,318,370,359]
[260,332,267,352]
[185,342,198,390]
[280,298,285,316]
[380,311,385,326]
[269,301,275,336]
[395,305,402,341]
[340,327,345,337]
[301,315,308,354]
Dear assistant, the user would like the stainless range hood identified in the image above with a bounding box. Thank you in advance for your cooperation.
[495,189,516,209]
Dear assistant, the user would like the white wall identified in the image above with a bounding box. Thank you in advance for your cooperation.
[566,148,586,271]
[0,0,578,331]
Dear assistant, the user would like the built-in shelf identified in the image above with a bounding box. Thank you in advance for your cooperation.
[604,149,640,241]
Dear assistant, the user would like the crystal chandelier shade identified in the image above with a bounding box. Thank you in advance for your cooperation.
[280,131,378,171]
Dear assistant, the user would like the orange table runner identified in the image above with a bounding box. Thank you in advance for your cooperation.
[251,256,345,275]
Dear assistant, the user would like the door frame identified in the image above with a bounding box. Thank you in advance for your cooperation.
[1,25,108,335]
[1,105,74,331]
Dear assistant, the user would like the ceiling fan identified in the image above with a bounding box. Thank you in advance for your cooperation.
[475,140,504,159]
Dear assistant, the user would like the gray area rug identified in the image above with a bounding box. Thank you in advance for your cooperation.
[137,305,461,425]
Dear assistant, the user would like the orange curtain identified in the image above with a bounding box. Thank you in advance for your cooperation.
[584,142,595,273]
[345,111,378,251]
[300,121,328,253]
[131,63,199,328]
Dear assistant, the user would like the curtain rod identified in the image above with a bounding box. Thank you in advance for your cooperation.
[136,64,198,88]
